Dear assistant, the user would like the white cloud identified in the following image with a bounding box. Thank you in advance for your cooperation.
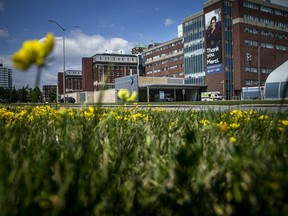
[0,2,4,11]
[164,18,175,26]
[3,31,134,89]
[0,28,8,37]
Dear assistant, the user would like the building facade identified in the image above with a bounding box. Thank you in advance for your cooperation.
[230,0,288,99]
[82,53,139,91]
[58,70,82,95]
[143,37,184,78]
[42,85,56,102]
[182,12,206,86]
[183,0,288,99]
[0,63,12,89]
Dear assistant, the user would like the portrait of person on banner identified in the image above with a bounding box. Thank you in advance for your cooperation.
[206,15,221,49]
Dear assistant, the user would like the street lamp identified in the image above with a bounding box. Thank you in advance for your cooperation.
[258,43,263,100]
[48,19,79,103]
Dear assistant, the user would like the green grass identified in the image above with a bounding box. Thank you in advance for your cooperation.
[0,106,288,215]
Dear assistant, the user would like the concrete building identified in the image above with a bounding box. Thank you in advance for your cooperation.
[182,12,206,86]
[183,0,288,99]
[143,37,184,78]
[115,74,206,102]
[0,63,12,89]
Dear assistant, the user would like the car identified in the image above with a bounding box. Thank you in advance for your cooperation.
[0,99,10,103]
[59,97,76,103]
[164,96,176,102]
[155,97,176,102]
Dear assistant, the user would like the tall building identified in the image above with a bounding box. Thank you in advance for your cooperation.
[82,53,139,91]
[183,0,288,99]
[143,37,184,78]
[0,63,12,89]
[182,12,206,85]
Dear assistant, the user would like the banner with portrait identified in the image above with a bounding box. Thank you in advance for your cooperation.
[205,9,223,74]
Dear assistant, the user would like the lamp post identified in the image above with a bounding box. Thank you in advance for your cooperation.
[48,20,79,103]
[258,43,263,100]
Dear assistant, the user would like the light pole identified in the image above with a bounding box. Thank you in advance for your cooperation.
[48,20,79,103]
[258,43,263,100]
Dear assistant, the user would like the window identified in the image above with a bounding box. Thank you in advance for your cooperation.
[263,43,274,49]
[275,9,284,16]
[261,30,274,37]
[275,45,288,51]
[244,27,259,34]
[244,40,258,46]
[275,22,287,28]
[244,14,258,22]
[245,67,257,73]
[260,5,273,14]
[259,18,273,25]
[262,68,273,74]
[243,1,258,10]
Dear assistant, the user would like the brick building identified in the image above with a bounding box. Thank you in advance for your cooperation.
[42,85,56,102]
[183,0,288,99]
[82,53,140,91]
[143,37,184,78]
[57,70,82,95]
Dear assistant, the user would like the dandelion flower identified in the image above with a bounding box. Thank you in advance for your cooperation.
[12,33,54,70]
[230,136,237,144]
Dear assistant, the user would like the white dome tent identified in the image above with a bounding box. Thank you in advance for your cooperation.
[264,60,288,100]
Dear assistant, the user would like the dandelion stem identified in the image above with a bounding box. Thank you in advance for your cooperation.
[35,66,42,88]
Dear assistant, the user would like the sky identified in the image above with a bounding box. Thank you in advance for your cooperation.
[0,0,207,89]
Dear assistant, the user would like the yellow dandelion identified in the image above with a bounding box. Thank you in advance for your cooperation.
[230,136,237,143]
[230,122,240,129]
[258,115,269,121]
[12,33,54,70]
[200,119,210,126]
[279,119,288,126]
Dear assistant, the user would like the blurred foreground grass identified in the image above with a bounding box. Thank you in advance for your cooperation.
[0,106,288,215]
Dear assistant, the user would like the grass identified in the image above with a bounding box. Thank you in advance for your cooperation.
[0,105,288,215]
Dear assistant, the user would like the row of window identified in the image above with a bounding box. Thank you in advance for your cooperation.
[245,79,265,86]
[243,1,288,17]
[146,56,184,67]
[97,56,136,62]
[244,27,287,39]
[146,64,184,74]
[244,14,287,28]
[144,40,183,56]
[244,40,288,51]
[245,67,273,74]
[145,49,183,61]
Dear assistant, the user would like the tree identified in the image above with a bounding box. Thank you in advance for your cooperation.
[48,88,56,102]
[18,87,29,102]
[10,86,19,103]
[31,87,42,103]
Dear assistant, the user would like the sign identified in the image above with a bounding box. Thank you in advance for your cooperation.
[159,91,164,100]
[205,9,223,74]
[129,76,134,85]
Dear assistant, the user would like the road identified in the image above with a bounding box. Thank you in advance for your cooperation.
[65,104,288,113]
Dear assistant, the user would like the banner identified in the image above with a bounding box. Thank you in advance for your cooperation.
[205,9,223,74]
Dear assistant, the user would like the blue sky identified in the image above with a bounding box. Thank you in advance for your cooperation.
[0,0,206,89]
